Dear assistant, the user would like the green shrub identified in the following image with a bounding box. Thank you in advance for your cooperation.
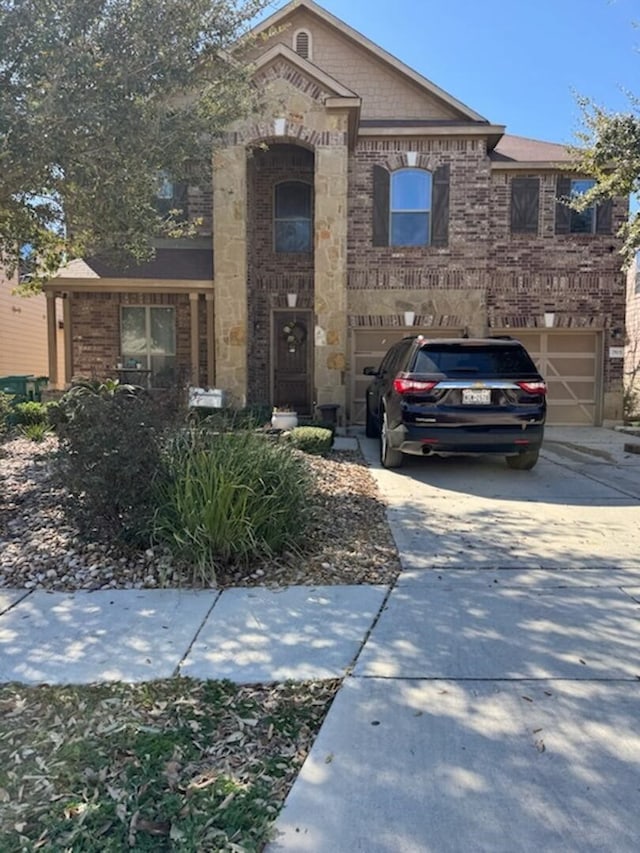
[0,392,13,435]
[19,422,53,442]
[289,426,333,456]
[191,404,272,432]
[54,381,169,545]
[12,400,49,426]
[153,430,312,584]
[302,419,337,440]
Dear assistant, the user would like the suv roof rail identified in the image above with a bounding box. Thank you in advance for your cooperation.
[489,335,515,340]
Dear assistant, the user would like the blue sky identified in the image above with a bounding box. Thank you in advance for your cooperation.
[265,0,639,145]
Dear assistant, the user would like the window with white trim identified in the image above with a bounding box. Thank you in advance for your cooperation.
[121,306,176,385]
[390,168,432,246]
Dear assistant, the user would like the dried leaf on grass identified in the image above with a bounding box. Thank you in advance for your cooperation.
[0,678,339,851]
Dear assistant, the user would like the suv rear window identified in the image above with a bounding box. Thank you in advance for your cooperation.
[413,343,537,377]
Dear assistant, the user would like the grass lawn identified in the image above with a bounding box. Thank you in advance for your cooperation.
[0,678,339,851]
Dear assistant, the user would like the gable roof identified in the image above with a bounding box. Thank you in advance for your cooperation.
[251,0,489,124]
[253,42,360,100]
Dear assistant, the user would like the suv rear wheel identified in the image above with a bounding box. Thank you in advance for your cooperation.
[380,409,403,468]
[506,450,539,470]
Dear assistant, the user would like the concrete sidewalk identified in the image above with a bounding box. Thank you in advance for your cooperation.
[268,426,640,853]
[0,585,386,685]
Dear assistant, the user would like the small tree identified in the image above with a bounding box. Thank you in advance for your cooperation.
[0,0,270,288]
[570,96,640,265]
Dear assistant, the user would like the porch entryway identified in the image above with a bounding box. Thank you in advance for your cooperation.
[271,308,314,414]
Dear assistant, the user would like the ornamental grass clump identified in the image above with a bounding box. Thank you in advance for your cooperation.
[153,430,312,585]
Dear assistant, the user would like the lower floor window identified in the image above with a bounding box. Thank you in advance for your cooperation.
[121,306,176,386]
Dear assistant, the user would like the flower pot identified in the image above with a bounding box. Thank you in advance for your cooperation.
[404,310,415,326]
[271,411,298,430]
[286,293,298,308]
[544,312,555,328]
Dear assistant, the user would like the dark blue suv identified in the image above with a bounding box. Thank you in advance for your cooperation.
[364,336,547,469]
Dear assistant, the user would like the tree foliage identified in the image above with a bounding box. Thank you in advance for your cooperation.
[0,0,270,288]
[571,95,640,265]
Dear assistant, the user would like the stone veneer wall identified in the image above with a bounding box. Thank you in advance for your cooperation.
[217,68,351,412]
[246,144,315,405]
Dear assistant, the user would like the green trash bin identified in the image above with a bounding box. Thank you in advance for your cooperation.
[0,375,39,401]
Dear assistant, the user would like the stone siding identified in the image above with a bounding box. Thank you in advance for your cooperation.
[247,144,315,405]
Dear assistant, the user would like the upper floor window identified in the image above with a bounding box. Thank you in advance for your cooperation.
[390,169,432,246]
[274,181,312,253]
[373,164,450,248]
[569,178,596,233]
[555,176,612,235]
[155,172,187,220]
[294,29,312,59]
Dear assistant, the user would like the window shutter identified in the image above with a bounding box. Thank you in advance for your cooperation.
[555,176,572,234]
[511,177,539,234]
[431,164,450,247]
[372,165,390,246]
[596,198,613,234]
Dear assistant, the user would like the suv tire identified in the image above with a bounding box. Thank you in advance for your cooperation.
[365,400,380,438]
[506,450,539,470]
[380,410,403,468]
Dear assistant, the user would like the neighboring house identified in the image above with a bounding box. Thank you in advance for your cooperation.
[0,267,65,382]
[45,0,627,425]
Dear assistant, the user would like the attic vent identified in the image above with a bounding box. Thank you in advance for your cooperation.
[294,29,311,59]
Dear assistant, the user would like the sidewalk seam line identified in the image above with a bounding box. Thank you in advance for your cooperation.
[0,589,33,618]
[173,590,222,678]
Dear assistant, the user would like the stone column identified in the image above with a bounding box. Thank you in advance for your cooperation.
[314,143,348,416]
[213,144,247,405]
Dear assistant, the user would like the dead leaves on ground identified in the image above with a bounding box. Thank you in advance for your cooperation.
[0,678,339,850]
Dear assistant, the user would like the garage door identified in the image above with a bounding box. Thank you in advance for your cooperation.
[499,330,602,426]
[350,327,462,424]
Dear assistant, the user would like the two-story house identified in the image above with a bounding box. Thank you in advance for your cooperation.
[44,0,627,426]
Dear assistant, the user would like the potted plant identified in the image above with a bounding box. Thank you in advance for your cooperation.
[271,406,298,430]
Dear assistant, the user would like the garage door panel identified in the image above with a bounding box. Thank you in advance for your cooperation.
[350,328,601,427]
[350,328,461,424]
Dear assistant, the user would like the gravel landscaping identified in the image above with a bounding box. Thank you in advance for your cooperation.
[0,436,401,591]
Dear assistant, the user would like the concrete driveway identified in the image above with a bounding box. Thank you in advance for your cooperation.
[269,428,640,852]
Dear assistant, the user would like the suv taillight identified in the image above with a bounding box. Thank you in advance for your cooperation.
[393,377,438,394]
[517,380,547,395]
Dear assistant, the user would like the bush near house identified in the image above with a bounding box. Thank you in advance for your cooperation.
[12,400,50,426]
[53,380,170,545]
[0,392,12,435]
[52,381,314,577]
[289,425,333,455]
[153,429,312,585]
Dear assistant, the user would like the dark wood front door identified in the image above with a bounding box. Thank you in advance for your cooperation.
[272,308,313,415]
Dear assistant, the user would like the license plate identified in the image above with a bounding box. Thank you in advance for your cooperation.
[462,388,491,405]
